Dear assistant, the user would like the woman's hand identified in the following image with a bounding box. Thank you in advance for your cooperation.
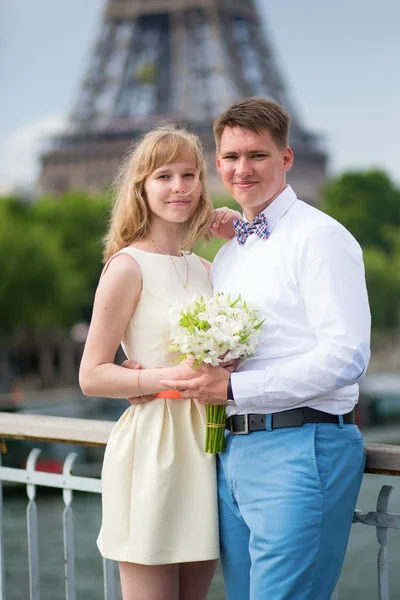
[122,358,201,402]
[161,359,230,404]
[166,357,202,389]
[210,207,242,240]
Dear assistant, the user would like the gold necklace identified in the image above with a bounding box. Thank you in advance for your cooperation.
[150,240,190,290]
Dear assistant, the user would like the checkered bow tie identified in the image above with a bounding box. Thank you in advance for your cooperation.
[232,213,269,245]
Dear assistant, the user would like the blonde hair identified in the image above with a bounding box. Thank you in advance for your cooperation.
[104,125,213,261]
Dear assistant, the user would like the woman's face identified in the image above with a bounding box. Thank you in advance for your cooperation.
[144,159,201,226]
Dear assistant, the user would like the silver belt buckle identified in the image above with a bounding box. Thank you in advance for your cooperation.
[231,414,249,435]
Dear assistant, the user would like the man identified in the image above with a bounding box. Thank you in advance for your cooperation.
[160,97,371,600]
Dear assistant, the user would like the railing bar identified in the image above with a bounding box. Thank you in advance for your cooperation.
[0,452,6,600]
[63,506,76,600]
[0,467,101,494]
[353,510,400,529]
[376,485,392,600]
[27,499,40,600]
[26,449,41,600]
[377,546,389,600]
[62,454,78,600]
[103,559,116,600]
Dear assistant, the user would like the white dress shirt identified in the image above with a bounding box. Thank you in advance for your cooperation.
[210,185,371,417]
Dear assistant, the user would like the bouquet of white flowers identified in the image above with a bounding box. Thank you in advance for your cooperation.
[168,292,264,453]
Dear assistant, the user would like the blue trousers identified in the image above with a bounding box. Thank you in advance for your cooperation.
[217,422,366,600]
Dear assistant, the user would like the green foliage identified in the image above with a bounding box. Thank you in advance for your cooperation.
[210,193,241,211]
[323,170,400,252]
[0,193,109,334]
[0,208,79,333]
[322,170,400,331]
[194,236,226,263]
[32,191,109,310]
[136,62,157,85]
[363,246,400,330]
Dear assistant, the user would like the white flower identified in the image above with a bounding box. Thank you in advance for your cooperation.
[168,292,264,367]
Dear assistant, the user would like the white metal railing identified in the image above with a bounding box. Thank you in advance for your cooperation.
[0,413,400,600]
[0,449,112,600]
[0,414,115,600]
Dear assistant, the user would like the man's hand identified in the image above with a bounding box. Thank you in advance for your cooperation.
[219,359,237,374]
[121,360,156,405]
[210,207,242,240]
[160,358,230,405]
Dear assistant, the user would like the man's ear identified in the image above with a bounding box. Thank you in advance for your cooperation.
[216,153,222,174]
[283,146,294,173]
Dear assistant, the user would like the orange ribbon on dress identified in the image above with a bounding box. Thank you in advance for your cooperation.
[155,390,183,399]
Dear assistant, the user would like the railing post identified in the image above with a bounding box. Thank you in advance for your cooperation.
[376,485,393,600]
[62,453,78,600]
[26,449,41,600]
[0,450,6,600]
[103,559,116,600]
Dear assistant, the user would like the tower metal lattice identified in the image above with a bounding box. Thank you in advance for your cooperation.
[39,0,327,202]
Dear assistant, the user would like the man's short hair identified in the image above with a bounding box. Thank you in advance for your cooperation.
[213,97,290,151]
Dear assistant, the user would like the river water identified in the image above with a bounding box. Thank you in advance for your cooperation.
[2,469,400,600]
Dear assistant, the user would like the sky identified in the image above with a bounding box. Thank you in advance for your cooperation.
[0,0,399,192]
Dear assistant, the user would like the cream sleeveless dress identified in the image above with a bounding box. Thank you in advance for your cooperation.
[97,247,219,565]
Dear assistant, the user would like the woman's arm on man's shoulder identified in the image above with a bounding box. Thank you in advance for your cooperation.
[211,206,242,240]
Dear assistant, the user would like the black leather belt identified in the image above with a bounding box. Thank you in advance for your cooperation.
[226,407,355,435]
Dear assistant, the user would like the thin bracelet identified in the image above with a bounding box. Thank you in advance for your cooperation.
[137,369,145,398]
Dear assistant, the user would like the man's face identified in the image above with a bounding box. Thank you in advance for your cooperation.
[216,126,294,220]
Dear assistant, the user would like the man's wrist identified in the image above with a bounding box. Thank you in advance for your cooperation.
[226,374,236,406]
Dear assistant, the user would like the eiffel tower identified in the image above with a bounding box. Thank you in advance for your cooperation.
[38,0,327,203]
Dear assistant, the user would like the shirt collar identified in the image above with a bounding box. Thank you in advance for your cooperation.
[244,185,297,232]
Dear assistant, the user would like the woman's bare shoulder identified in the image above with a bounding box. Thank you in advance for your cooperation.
[99,252,143,297]
[103,251,141,278]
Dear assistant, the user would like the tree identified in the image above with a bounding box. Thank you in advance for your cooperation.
[0,193,110,334]
[32,191,109,319]
[362,246,400,330]
[322,171,400,332]
[323,170,400,252]
[0,203,83,334]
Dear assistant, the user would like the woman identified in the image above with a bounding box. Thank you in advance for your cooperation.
[79,125,237,600]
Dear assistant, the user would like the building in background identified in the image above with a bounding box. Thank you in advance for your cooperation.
[38,0,327,203]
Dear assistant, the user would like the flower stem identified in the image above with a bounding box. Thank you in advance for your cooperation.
[205,403,226,454]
